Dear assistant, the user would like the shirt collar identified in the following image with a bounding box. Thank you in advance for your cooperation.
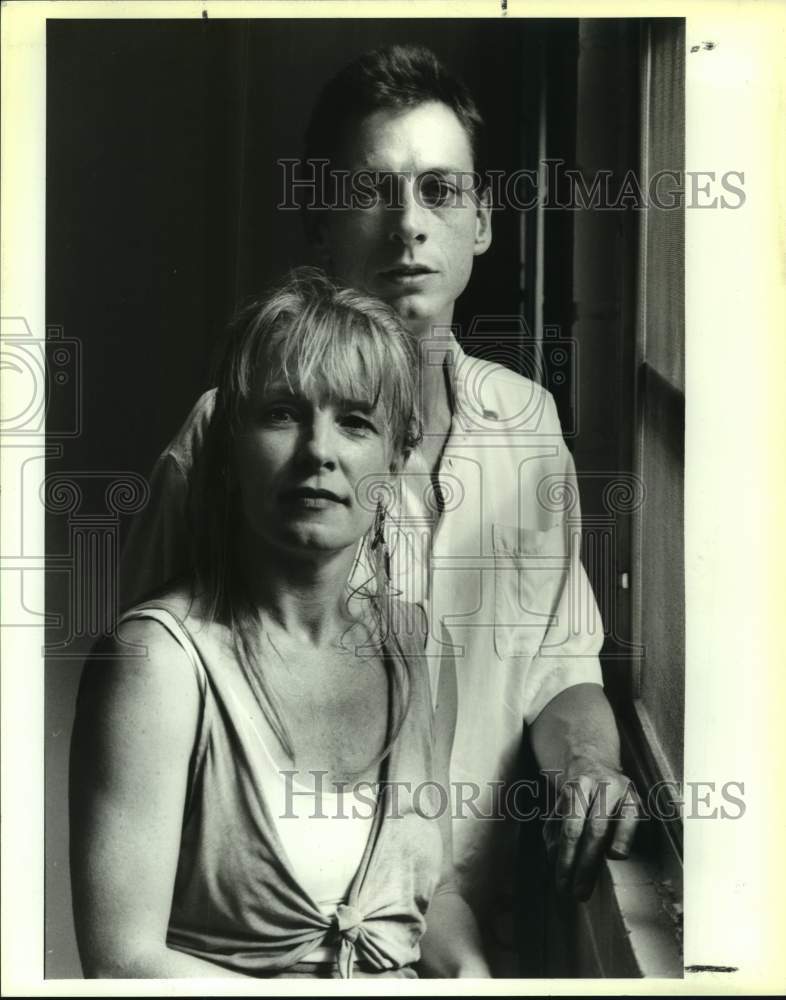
[440,331,501,427]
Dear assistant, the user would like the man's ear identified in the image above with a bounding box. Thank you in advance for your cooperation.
[473,186,493,257]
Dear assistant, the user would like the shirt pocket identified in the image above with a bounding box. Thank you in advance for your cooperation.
[492,522,569,661]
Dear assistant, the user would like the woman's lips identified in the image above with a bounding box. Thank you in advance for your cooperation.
[281,487,347,509]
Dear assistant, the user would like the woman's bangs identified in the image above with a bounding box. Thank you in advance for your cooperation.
[258,308,390,414]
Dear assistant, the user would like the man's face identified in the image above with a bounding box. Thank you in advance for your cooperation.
[316,101,492,336]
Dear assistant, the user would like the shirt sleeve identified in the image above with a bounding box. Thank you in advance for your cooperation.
[521,393,604,725]
[118,390,216,610]
[118,452,191,611]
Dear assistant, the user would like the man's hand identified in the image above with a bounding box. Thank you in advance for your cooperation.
[530,683,640,901]
[542,753,640,901]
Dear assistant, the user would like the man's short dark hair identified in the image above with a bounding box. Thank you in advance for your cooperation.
[303,44,488,205]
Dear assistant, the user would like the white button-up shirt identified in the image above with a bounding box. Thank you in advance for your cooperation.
[379,338,604,913]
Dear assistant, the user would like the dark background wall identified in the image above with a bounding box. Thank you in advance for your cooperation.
[45,18,645,978]
[45,18,529,977]
[46,19,525,481]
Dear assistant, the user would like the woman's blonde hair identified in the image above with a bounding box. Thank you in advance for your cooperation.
[189,267,422,765]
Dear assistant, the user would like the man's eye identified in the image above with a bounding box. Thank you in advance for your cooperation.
[418,179,457,208]
[264,405,297,424]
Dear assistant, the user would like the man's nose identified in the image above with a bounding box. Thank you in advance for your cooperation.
[387,176,428,248]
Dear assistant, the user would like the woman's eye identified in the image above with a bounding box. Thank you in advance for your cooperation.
[341,414,375,433]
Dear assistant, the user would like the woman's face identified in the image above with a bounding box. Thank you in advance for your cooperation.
[233,375,397,559]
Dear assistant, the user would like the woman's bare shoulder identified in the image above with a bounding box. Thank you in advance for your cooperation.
[76,612,202,753]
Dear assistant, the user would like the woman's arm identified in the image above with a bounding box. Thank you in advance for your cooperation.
[69,618,249,979]
[417,644,491,978]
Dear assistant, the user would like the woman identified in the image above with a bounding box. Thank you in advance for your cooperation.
[69,269,490,979]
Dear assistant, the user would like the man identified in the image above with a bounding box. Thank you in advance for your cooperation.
[121,45,637,974]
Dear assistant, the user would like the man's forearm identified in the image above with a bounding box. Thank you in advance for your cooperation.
[530,682,621,778]
[529,682,638,899]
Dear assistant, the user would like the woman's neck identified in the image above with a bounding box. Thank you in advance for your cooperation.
[235,536,365,646]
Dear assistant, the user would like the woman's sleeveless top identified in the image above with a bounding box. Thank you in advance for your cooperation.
[117,594,443,978]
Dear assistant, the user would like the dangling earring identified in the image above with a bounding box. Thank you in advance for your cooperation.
[371,500,385,548]
[370,500,391,581]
